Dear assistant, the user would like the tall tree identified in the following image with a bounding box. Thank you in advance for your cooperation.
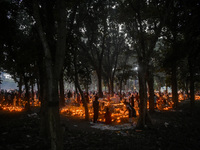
[102,23,128,96]
[183,0,200,108]
[32,0,67,149]
[79,0,112,97]
[162,0,187,109]
[116,53,135,97]
[119,0,171,128]
[0,1,40,111]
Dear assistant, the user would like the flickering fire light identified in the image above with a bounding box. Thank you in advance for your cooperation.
[30,100,41,107]
[61,93,193,122]
[0,96,41,112]
[195,95,200,100]
[60,99,138,124]
[1,105,24,112]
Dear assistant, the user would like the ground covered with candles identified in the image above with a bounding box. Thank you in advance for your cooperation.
[0,100,200,150]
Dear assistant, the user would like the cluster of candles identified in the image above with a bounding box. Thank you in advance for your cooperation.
[0,104,23,112]
[30,100,41,107]
[1,93,199,119]
[195,95,200,100]
[60,100,139,123]
[61,93,198,122]
[0,98,41,112]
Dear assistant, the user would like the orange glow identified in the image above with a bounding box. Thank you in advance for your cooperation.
[1,105,23,112]
[60,99,139,124]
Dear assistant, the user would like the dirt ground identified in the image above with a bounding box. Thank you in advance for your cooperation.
[0,100,200,150]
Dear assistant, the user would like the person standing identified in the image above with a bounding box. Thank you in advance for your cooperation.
[104,107,112,124]
[135,92,139,107]
[124,101,136,125]
[129,94,135,107]
[93,95,99,123]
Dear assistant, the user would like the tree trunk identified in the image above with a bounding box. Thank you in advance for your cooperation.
[147,70,154,112]
[33,0,67,148]
[86,82,89,94]
[107,81,110,94]
[74,48,89,121]
[31,83,34,104]
[188,59,195,108]
[48,78,63,150]
[59,71,65,107]
[136,62,152,129]
[24,76,31,111]
[97,70,103,97]
[78,85,89,120]
[39,66,49,141]
[40,60,63,150]
[18,75,23,103]
[171,63,178,109]
[136,63,147,129]
[186,78,189,99]
[74,82,78,94]
[119,79,122,100]
[75,75,89,121]
[36,77,40,100]
[110,79,114,97]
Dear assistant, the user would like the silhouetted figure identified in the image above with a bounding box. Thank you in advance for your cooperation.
[104,107,112,124]
[124,102,136,124]
[85,93,89,103]
[77,93,81,104]
[135,93,139,103]
[93,95,99,123]
[129,95,135,107]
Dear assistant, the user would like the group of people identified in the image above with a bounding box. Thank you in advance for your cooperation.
[92,94,113,125]
[65,90,95,105]
[154,92,173,109]
[0,90,19,105]
[92,93,137,125]
[0,89,39,108]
